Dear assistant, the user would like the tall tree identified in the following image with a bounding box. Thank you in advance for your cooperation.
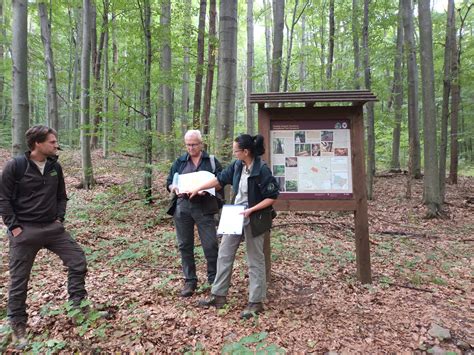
[401,0,421,179]
[246,0,254,134]
[141,0,152,201]
[440,0,455,200]
[11,0,29,156]
[215,0,237,162]
[159,0,173,160]
[192,0,206,129]
[269,0,284,93]
[298,12,306,91]
[326,0,335,83]
[202,0,216,141]
[80,0,94,189]
[180,0,191,137]
[352,0,361,89]
[38,2,59,131]
[418,0,440,217]
[362,0,375,199]
[0,0,6,128]
[389,0,404,172]
[263,0,272,90]
[102,10,109,158]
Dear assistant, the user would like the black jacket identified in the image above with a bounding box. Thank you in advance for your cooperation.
[166,151,222,215]
[0,152,67,231]
[217,156,279,236]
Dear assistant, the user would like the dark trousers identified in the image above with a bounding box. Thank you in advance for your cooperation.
[7,222,87,324]
[174,199,218,285]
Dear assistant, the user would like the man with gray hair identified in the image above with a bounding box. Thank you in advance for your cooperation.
[166,130,222,297]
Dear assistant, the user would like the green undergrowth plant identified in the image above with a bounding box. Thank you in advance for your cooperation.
[221,332,285,354]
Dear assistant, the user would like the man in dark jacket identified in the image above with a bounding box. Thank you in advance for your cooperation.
[166,130,222,297]
[0,125,87,349]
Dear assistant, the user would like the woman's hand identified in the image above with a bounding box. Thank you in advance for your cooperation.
[240,208,254,218]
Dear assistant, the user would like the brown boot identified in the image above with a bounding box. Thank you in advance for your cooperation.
[197,294,227,309]
[11,321,28,350]
[180,282,197,297]
[240,302,264,319]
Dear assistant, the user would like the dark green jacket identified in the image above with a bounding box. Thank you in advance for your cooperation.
[217,156,279,236]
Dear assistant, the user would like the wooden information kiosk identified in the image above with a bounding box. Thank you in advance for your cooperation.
[250,90,377,284]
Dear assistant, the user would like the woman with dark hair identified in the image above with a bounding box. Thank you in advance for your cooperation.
[188,134,279,319]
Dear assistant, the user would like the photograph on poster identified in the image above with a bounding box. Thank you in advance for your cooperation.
[285,157,298,167]
[273,138,284,154]
[273,165,285,176]
[321,131,334,141]
[286,180,298,192]
[275,176,285,192]
[294,131,306,143]
[334,148,348,156]
[311,143,321,156]
[295,144,311,156]
[321,141,333,152]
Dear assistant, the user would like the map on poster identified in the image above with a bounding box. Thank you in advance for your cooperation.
[270,120,353,198]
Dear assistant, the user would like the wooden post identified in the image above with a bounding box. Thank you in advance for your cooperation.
[351,107,372,283]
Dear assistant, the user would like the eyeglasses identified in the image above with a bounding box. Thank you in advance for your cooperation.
[233,149,243,154]
[185,143,201,148]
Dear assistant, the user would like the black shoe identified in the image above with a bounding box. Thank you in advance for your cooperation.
[180,282,197,297]
[240,302,264,319]
[11,321,28,350]
[197,294,227,309]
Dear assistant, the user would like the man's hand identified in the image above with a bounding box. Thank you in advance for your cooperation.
[11,227,22,237]
[240,209,254,218]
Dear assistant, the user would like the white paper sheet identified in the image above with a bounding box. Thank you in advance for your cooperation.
[176,170,216,196]
[217,205,245,235]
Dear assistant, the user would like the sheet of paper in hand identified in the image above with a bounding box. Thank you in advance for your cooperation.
[177,170,216,196]
[217,205,245,235]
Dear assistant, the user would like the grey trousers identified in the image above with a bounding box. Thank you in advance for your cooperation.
[174,199,218,284]
[211,223,266,303]
[7,222,88,324]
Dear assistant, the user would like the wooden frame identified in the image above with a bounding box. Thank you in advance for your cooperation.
[251,91,377,284]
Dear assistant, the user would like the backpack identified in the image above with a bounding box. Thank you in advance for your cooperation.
[209,154,225,208]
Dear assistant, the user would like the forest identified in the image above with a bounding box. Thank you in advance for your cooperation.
[0,0,473,352]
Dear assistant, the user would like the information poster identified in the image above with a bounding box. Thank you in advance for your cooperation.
[270,120,353,199]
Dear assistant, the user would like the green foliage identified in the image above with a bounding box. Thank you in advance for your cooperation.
[222,332,285,354]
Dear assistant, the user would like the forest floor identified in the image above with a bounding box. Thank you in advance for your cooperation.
[0,148,473,353]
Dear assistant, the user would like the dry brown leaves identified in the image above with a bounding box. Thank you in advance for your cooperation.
[0,149,472,353]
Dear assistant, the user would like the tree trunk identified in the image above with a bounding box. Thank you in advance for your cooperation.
[390,0,403,172]
[418,0,440,217]
[401,0,421,179]
[111,10,118,146]
[180,0,191,138]
[142,0,152,201]
[0,0,5,131]
[202,0,216,144]
[215,0,237,163]
[192,0,206,130]
[11,0,29,156]
[71,7,82,146]
[362,0,375,200]
[270,0,284,93]
[440,0,455,200]
[90,2,107,149]
[326,0,335,84]
[246,0,254,134]
[160,0,173,160]
[80,0,94,189]
[102,12,109,158]
[38,2,59,132]
[263,0,272,91]
[352,0,360,89]
[449,36,459,185]
[299,12,306,91]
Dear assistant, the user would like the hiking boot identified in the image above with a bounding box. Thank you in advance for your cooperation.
[11,321,28,350]
[197,294,227,309]
[240,302,264,319]
[180,282,197,297]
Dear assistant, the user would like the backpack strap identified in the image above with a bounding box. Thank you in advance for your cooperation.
[13,155,29,182]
